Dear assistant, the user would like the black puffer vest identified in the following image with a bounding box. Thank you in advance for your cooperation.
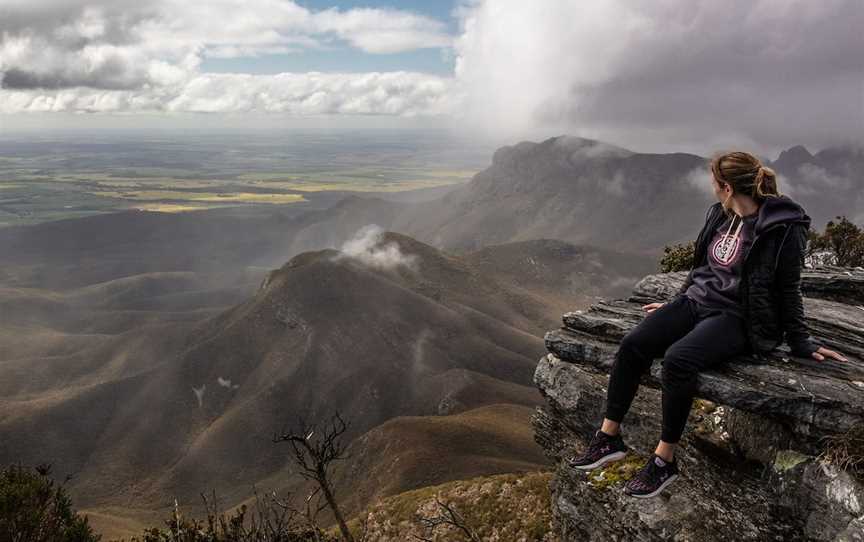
[675,196,819,358]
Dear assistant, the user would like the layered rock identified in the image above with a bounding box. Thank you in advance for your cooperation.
[532,266,864,541]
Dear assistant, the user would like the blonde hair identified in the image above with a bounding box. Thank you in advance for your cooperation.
[710,150,781,216]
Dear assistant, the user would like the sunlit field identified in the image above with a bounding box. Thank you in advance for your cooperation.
[0,131,494,227]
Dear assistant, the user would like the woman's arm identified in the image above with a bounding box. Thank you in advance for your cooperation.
[774,223,821,357]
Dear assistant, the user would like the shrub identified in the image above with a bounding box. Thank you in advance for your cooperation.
[130,490,340,542]
[0,463,100,542]
[659,240,695,273]
[807,216,864,267]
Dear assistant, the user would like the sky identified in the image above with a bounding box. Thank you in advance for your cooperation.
[0,0,862,157]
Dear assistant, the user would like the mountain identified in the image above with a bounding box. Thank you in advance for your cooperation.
[769,143,864,226]
[2,136,857,295]
[463,238,656,315]
[310,136,862,255]
[311,403,550,532]
[2,133,858,538]
[392,136,712,254]
[0,231,557,535]
[0,270,261,398]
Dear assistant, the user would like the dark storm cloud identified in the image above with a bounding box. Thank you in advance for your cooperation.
[454,0,864,156]
[1,57,144,90]
[0,1,163,90]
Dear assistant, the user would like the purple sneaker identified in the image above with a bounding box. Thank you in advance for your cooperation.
[623,454,679,498]
[567,429,628,470]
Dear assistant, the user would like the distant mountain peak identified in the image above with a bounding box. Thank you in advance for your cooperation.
[491,134,633,167]
[775,144,814,166]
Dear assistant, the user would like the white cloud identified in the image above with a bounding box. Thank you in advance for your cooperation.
[1,0,861,158]
[333,224,419,271]
[685,167,716,198]
[0,0,455,115]
[312,7,452,54]
[0,71,456,115]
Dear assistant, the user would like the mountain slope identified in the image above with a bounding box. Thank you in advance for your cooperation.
[308,136,862,256]
[0,231,550,527]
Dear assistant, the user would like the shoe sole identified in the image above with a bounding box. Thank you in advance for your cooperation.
[624,474,679,498]
[569,450,627,471]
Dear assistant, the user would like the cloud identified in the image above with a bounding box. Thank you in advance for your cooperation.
[333,224,419,271]
[450,0,864,155]
[312,7,452,54]
[0,71,456,115]
[553,136,633,161]
[685,167,716,198]
[1,0,861,158]
[0,0,453,114]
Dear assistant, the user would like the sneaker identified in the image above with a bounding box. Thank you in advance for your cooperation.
[566,429,628,470]
[623,454,679,498]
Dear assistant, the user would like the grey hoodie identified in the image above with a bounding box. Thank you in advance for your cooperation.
[684,195,812,318]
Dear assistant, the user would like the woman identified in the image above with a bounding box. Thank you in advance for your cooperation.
[567,150,848,498]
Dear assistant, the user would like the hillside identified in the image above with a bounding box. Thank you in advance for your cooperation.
[463,238,656,315]
[298,137,862,256]
[339,469,559,542]
[0,230,559,536]
[1,134,859,540]
[3,137,856,293]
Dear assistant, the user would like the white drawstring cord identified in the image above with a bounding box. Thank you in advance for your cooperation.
[721,192,744,253]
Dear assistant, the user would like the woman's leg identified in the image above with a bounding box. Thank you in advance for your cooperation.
[655,309,750,460]
[603,295,698,435]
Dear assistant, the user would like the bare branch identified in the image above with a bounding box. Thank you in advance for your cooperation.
[413,497,481,542]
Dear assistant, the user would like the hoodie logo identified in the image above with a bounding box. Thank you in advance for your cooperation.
[711,230,741,266]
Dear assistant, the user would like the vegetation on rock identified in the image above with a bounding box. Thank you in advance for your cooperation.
[0,464,100,542]
[659,240,695,273]
[341,471,558,542]
[807,215,864,267]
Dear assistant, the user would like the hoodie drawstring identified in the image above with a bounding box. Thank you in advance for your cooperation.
[723,213,744,257]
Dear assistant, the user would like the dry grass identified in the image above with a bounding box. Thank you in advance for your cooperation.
[341,470,558,542]
[818,425,864,480]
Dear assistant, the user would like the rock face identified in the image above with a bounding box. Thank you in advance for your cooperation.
[532,266,864,541]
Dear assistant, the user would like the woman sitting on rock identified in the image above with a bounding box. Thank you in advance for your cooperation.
[567,150,848,498]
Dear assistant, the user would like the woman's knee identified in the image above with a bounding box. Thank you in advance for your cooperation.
[661,353,697,394]
[614,332,653,372]
[619,329,649,354]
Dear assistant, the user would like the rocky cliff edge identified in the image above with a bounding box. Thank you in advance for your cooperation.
[532,265,864,541]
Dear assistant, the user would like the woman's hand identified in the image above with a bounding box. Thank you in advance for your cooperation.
[811,346,848,362]
[642,302,665,314]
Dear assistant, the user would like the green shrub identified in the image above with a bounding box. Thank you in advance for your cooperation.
[0,464,100,542]
[659,240,695,273]
[807,216,864,267]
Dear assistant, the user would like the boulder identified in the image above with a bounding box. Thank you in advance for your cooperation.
[545,269,864,444]
[533,267,864,541]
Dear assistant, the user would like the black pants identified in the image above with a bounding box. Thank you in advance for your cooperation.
[604,294,751,443]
